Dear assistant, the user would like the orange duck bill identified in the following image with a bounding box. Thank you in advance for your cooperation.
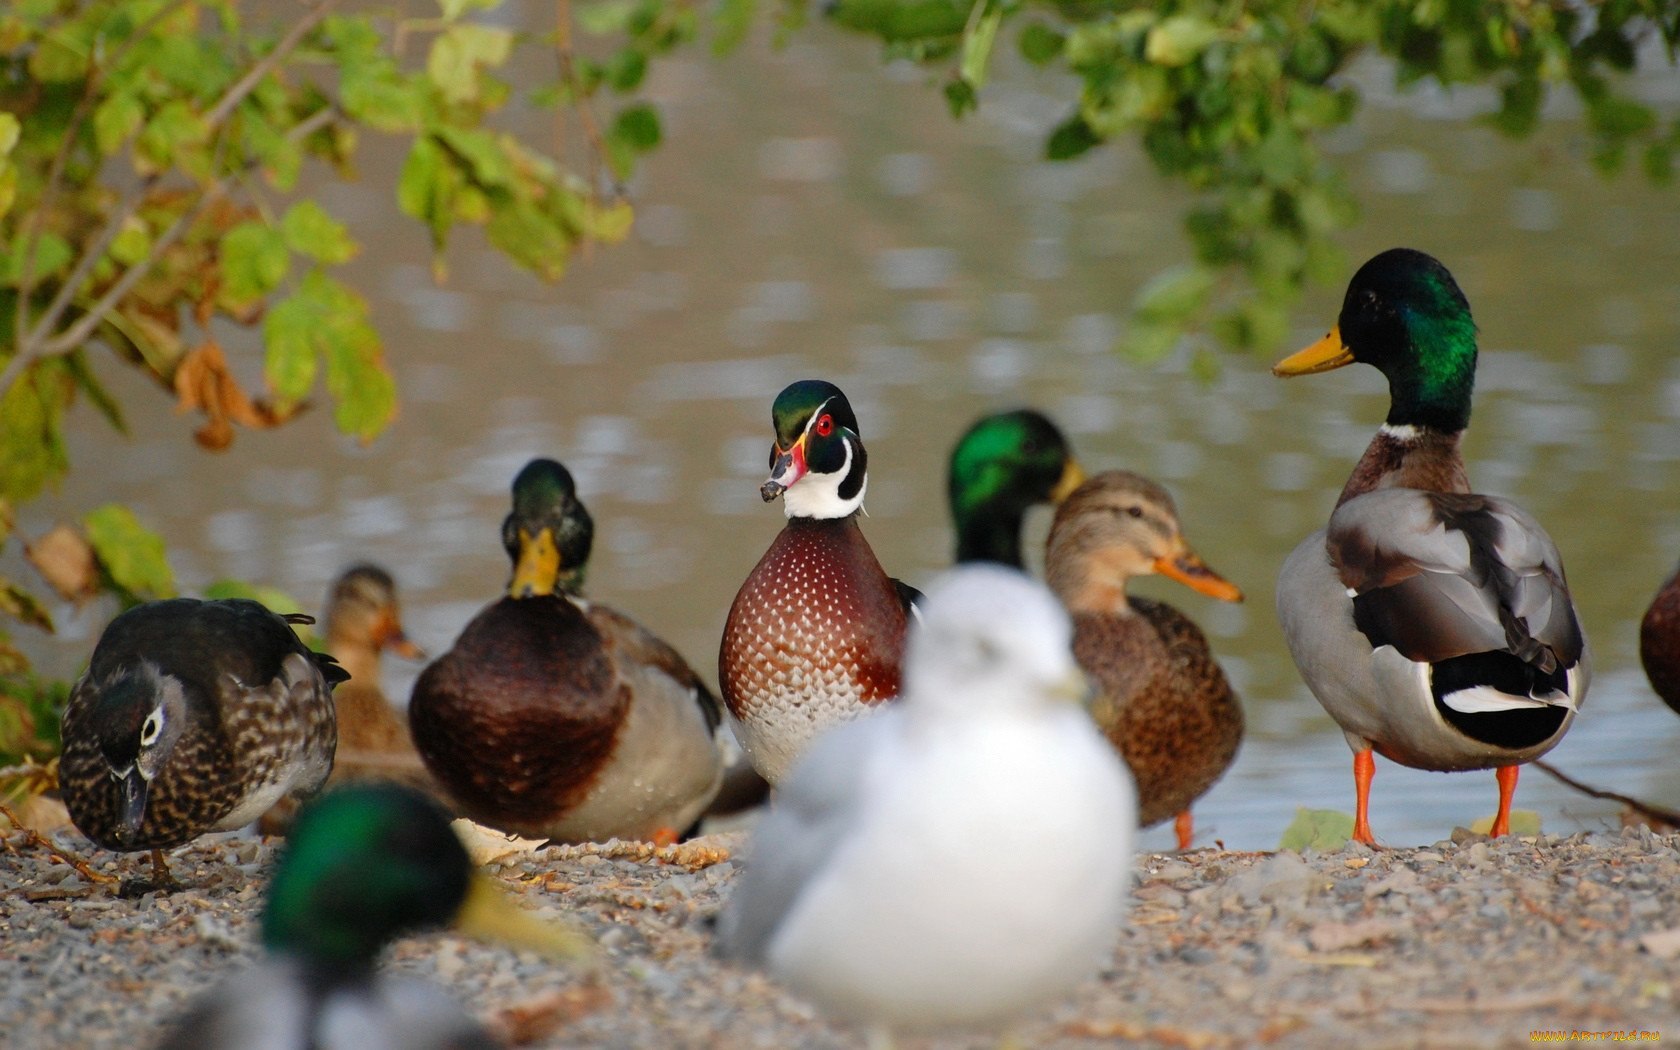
[760,434,810,501]
[1154,551,1244,603]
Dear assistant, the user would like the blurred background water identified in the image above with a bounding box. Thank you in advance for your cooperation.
[11,22,1680,850]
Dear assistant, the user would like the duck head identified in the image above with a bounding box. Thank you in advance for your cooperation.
[1273,247,1478,433]
[948,409,1085,566]
[86,664,190,845]
[502,459,595,598]
[760,380,868,520]
[1046,471,1243,615]
[325,564,424,660]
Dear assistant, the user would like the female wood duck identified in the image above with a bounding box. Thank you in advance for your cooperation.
[408,458,724,844]
[59,598,345,888]
[1272,248,1589,845]
[1641,564,1680,715]
[1045,470,1243,850]
[948,409,1086,568]
[157,783,590,1049]
[719,379,916,785]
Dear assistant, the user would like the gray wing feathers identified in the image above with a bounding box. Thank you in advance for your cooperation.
[712,712,890,964]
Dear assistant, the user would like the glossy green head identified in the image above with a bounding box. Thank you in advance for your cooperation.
[502,458,594,596]
[948,410,1084,567]
[262,784,470,974]
[1335,248,1478,432]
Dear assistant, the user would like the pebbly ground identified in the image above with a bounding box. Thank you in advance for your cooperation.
[5,821,1680,1050]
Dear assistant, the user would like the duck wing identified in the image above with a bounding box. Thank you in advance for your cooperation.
[584,603,721,732]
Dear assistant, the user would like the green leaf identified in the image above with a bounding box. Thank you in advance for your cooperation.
[281,201,357,265]
[612,104,662,152]
[0,578,54,632]
[1470,810,1541,837]
[219,222,292,308]
[712,0,758,54]
[426,23,514,104]
[1145,14,1220,67]
[1046,115,1100,161]
[135,100,208,177]
[944,77,977,119]
[439,0,501,19]
[0,113,18,155]
[202,578,305,617]
[1278,808,1354,852]
[27,33,89,82]
[1134,264,1214,324]
[93,93,145,157]
[341,63,423,132]
[64,350,127,434]
[263,271,396,440]
[0,232,73,286]
[959,1,1003,92]
[84,504,175,601]
[0,364,71,502]
[604,48,648,93]
[1018,23,1064,66]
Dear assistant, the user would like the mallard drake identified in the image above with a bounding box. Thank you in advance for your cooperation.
[59,598,344,888]
[948,409,1085,567]
[408,458,724,844]
[719,379,916,785]
[1641,564,1680,715]
[156,783,591,1050]
[1045,470,1243,851]
[1273,247,1589,844]
[714,566,1133,1039]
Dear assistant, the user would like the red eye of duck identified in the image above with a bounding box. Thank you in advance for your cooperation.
[814,414,834,437]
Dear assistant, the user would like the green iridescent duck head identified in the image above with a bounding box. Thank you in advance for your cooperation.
[262,783,592,977]
[1273,248,1478,433]
[948,409,1085,568]
[760,380,868,520]
[501,458,595,598]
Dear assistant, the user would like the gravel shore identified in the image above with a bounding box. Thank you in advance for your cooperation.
[6,820,1680,1049]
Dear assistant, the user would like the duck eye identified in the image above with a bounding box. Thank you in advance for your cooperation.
[1127,505,1145,519]
[814,414,835,437]
[140,713,162,747]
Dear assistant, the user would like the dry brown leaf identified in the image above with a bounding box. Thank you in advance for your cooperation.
[489,981,613,1045]
[24,523,99,602]
[172,340,302,450]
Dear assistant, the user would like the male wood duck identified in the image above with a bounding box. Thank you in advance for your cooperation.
[1273,248,1589,845]
[60,598,345,888]
[948,409,1086,568]
[1642,564,1680,715]
[714,566,1134,1040]
[1046,470,1243,850]
[157,783,591,1050]
[408,458,724,844]
[719,380,916,786]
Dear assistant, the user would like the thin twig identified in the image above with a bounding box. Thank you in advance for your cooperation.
[1532,758,1680,827]
[2,1,338,394]
[0,800,118,885]
[19,175,160,354]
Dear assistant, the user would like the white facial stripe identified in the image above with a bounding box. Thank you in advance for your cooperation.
[1380,423,1422,442]
[800,396,837,441]
[783,437,866,519]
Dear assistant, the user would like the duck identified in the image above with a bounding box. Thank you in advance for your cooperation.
[1272,247,1589,845]
[1641,564,1680,715]
[59,598,345,889]
[155,782,591,1050]
[719,379,916,786]
[408,458,724,844]
[948,409,1085,568]
[1045,470,1243,851]
[713,565,1134,1041]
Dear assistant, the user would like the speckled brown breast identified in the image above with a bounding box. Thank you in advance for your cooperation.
[719,516,908,784]
[1642,567,1680,716]
[1073,598,1242,828]
[408,595,628,836]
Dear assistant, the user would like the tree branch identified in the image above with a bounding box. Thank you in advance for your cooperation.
[1532,758,1680,828]
[2,1,338,396]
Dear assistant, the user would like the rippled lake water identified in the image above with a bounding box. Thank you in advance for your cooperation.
[13,30,1680,849]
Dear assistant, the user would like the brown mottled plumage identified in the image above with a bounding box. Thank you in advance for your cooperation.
[1641,563,1680,716]
[409,459,723,843]
[60,598,342,884]
[719,380,914,785]
[1046,471,1243,848]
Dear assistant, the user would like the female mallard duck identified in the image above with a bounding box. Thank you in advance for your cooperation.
[714,566,1134,1040]
[948,409,1086,567]
[59,598,345,888]
[719,379,916,785]
[408,458,724,844]
[318,565,435,788]
[157,783,590,1050]
[1045,470,1243,850]
[1273,248,1589,844]
[1641,564,1680,715]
